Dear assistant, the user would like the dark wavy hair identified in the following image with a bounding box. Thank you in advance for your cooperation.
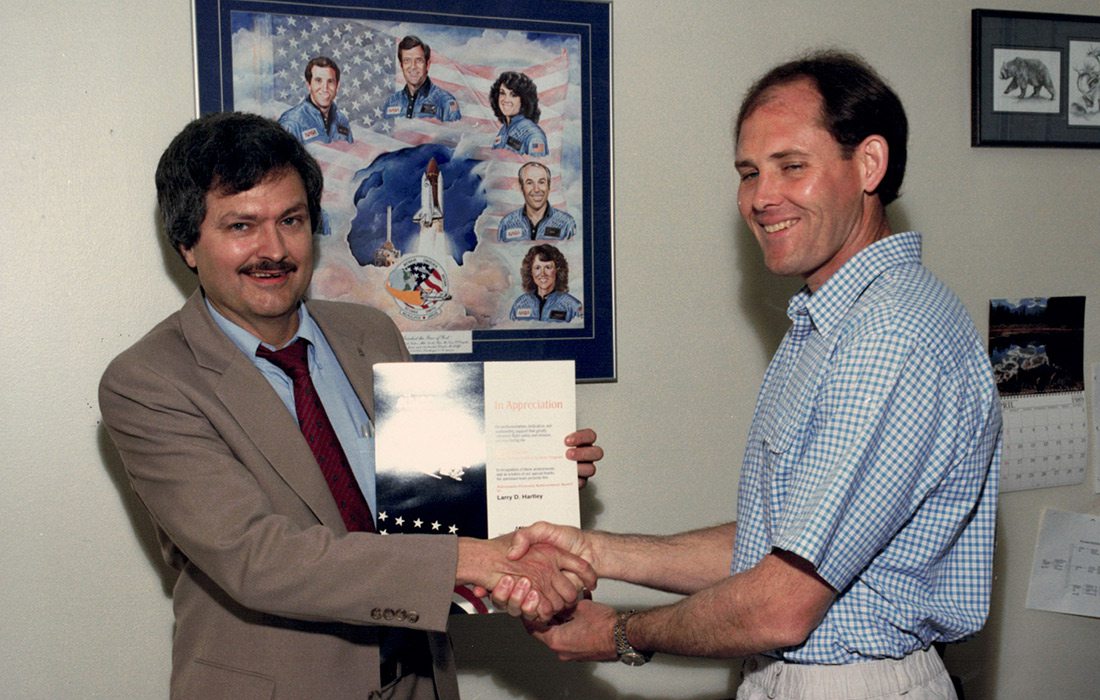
[397,35,431,63]
[490,71,541,124]
[735,49,908,206]
[304,55,340,83]
[520,244,569,293]
[155,112,324,260]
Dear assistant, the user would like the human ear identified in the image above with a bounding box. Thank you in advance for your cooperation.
[857,135,889,195]
[179,244,197,269]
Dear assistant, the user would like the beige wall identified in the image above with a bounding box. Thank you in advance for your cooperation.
[2,1,1098,697]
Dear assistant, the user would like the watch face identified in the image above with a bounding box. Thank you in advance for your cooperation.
[620,651,649,666]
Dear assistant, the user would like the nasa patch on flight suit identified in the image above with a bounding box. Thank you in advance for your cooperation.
[301,128,320,141]
[514,307,533,319]
[386,104,402,116]
[502,227,525,241]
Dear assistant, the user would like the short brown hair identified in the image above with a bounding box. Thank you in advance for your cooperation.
[304,56,341,83]
[736,50,908,206]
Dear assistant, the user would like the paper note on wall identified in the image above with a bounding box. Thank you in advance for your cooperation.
[1026,509,1100,618]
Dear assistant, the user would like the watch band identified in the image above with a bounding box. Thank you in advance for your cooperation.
[613,609,653,666]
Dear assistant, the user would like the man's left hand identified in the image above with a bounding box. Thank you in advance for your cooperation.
[525,599,619,661]
[566,428,602,489]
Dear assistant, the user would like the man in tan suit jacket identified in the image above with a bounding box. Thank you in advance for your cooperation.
[99,112,599,699]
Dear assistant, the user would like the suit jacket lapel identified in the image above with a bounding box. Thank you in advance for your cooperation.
[177,290,346,529]
[308,301,380,422]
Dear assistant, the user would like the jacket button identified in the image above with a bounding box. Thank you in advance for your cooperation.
[383,609,395,620]
[408,611,420,623]
[371,608,383,620]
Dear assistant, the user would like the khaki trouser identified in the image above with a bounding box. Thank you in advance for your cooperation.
[737,646,957,700]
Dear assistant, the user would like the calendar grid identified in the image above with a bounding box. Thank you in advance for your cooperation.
[1000,391,1088,492]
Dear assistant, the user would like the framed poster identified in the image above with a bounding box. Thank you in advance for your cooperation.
[194,0,615,381]
[972,9,1100,147]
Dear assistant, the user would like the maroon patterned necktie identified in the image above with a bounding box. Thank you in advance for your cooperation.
[256,339,375,532]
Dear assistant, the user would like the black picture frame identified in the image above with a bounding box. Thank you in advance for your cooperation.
[193,0,615,381]
[972,8,1100,147]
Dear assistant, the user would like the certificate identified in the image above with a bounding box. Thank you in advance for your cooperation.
[372,360,579,612]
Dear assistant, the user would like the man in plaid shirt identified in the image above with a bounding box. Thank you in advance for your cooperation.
[498,50,1002,700]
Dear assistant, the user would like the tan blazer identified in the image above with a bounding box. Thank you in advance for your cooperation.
[100,290,462,700]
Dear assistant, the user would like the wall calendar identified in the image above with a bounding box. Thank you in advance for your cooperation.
[990,296,1087,493]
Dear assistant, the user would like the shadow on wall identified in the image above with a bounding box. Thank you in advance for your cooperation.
[152,201,202,301]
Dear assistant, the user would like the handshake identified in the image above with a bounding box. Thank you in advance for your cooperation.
[455,521,595,623]
[456,521,628,663]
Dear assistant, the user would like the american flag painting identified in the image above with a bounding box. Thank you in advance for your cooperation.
[227,10,583,327]
[196,0,615,380]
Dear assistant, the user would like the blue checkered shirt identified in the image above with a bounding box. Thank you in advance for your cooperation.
[732,231,1002,663]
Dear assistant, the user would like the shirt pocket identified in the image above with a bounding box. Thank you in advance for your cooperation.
[761,339,829,459]
[762,388,812,458]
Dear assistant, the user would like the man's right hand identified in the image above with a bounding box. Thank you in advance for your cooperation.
[456,535,595,623]
[489,522,598,616]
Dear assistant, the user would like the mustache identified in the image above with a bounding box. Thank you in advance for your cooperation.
[240,260,297,275]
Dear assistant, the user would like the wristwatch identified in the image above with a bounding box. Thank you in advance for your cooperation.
[613,610,653,666]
